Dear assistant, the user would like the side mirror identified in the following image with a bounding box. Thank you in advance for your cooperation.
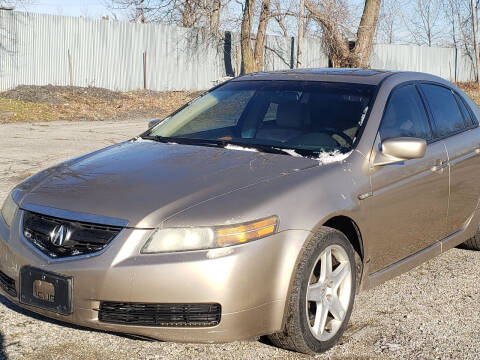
[374,137,427,166]
[148,119,162,129]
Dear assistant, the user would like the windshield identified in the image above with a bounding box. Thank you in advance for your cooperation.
[146,80,375,156]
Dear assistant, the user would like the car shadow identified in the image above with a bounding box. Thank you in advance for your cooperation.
[456,244,477,251]
[0,295,156,343]
[0,331,7,360]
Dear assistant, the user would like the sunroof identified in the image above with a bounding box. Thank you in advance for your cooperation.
[295,68,387,76]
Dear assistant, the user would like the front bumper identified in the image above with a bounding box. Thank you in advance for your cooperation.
[0,210,309,342]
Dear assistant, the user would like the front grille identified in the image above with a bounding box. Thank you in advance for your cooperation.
[22,211,123,258]
[0,270,17,298]
[98,302,221,327]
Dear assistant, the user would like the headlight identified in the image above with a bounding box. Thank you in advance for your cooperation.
[141,216,278,254]
[1,191,19,228]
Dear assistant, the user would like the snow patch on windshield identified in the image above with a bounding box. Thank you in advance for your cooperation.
[276,148,352,164]
[224,144,258,152]
[213,76,234,85]
[276,148,303,157]
[131,137,178,145]
[131,137,154,143]
[316,150,352,164]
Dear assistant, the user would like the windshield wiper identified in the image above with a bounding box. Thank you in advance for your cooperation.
[225,142,295,156]
[141,135,172,143]
[142,135,320,158]
[141,135,225,148]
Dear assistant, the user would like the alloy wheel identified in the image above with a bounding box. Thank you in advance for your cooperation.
[305,244,352,341]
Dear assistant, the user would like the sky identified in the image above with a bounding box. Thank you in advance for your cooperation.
[21,0,109,18]
[11,0,458,47]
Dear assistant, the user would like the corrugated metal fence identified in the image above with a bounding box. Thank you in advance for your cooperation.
[370,44,476,83]
[0,10,476,91]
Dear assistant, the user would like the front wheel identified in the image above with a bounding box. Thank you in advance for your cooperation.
[268,227,357,354]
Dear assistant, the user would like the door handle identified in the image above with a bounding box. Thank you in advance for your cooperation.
[431,160,448,173]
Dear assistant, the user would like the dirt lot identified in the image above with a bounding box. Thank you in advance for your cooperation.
[1,83,480,359]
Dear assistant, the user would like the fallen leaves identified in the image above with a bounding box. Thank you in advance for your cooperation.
[456,82,480,106]
[0,85,201,123]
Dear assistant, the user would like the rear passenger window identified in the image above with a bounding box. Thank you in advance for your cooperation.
[420,84,466,137]
[379,85,432,141]
[454,93,475,126]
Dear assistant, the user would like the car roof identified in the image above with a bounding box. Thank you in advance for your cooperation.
[231,68,443,86]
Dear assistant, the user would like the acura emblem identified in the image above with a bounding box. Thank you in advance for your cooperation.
[50,225,70,246]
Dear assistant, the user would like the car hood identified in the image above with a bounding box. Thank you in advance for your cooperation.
[19,139,319,228]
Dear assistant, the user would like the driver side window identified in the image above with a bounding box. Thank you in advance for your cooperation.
[379,84,432,141]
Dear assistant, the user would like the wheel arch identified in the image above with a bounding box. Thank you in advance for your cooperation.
[322,215,364,262]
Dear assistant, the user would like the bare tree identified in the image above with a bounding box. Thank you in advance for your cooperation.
[210,0,221,34]
[240,0,271,73]
[471,0,480,84]
[179,0,202,27]
[442,0,459,46]
[304,0,381,68]
[135,0,146,22]
[240,0,256,73]
[254,0,271,70]
[404,0,442,46]
[297,0,305,67]
[440,0,479,79]
[270,0,291,37]
[376,0,402,44]
[0,0,32,9]
[107,0,225,30]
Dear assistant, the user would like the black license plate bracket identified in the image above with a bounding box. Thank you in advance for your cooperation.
[20,266,73,315]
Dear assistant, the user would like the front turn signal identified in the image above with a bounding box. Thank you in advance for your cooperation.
[216,216,278,247]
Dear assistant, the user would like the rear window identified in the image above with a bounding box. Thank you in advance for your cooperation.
[420,84,466,137]
[454,93,476,127]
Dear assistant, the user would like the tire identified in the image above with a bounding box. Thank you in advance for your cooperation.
[268,227,357,354]
[462,231,480,250]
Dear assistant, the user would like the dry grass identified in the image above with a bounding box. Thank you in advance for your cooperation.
[456,82,480,104]
[0,86,201,123]
[47,90,198,121]
[1,82,480,124]
[0,98,58,122]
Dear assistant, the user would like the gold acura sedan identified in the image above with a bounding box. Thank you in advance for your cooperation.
[1,69,480,354]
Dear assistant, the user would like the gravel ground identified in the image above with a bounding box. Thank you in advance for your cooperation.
[0,120,480,360]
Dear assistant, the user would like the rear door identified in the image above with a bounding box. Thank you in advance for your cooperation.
[367,84,450,273]
[419,83,480,235]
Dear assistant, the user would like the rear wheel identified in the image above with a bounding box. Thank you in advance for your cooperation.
[268,227,357,354]
[462,231,480,251]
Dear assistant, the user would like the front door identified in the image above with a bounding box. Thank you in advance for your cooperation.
[365,84,450,274]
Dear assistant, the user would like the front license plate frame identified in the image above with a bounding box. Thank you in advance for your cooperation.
[19,266,73,315]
